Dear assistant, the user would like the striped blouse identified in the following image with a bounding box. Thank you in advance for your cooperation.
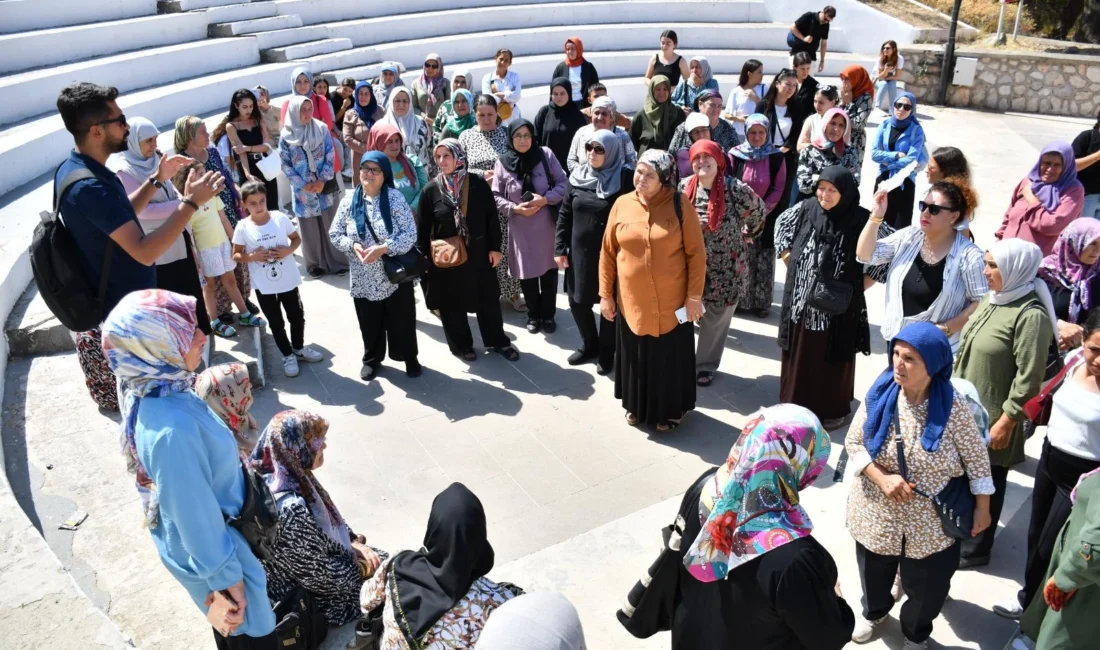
[859,225,988,347]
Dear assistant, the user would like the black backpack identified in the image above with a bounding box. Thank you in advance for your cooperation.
[272,586,329,650]
[30,166,114,332]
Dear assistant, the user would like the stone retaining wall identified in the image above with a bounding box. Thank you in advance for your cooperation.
[900,44,1100,118]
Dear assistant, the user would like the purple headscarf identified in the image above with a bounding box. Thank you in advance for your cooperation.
[1028,140,1081,211]
[1038,217,1100,322]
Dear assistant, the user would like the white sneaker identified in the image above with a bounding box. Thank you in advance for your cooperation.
[993,598,1024,619]
[1009,634,1036,650]
[283,354,300,377]
[902,640,927,650]
[294,346,324,363]
[852,616,887,643]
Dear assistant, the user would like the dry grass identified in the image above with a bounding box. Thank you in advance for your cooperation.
[861,0,1034,35]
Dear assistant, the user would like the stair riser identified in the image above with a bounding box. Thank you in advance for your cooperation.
[159,0,245,12]
[208,14,301,37]
[251,24,330,50]
[204,2,279,25]
[262,38,353,63]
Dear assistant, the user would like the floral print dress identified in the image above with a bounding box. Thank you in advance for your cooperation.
[279,134,337,219]
[459,126,522,300]
[328,188,418,301]
[203,146,252,317]
[359,557,521,649]
[678,176,766,307]
[795,145,861,198]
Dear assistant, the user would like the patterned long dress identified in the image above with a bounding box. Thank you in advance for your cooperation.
[203,146,253,317]
[459,126,522,301]
[846,93,874,168]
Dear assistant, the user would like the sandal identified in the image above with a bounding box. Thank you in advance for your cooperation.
[510,296,528,312]
[237,312,267,328]
[211,318,237,338]
[453,349,477,362]
[625,412,638,426]
[656,417,683,433]
[696,371,714,387]
[493,346,520,362]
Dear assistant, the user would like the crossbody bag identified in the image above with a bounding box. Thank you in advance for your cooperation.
[893,409,974,540]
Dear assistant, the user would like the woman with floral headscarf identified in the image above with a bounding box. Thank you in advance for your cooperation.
[795,107,860,202]
[600,149,706,431]
[380,86,434,176]
[251,410,386,628]
[367,124,429,212]
[679,140,765,387]
[343,81,385,186]
[195,362,258,455]
[102,289,277,647]
[846,322,993,646]
[418,139,520,362]
[997,140,1086,256]
[1039,218,1100,350]
[663,404,852,649]
[630,75,685,156]
[411,53,450,124]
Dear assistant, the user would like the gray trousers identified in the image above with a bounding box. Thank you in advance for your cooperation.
[695,302,736,373]
[301,201,348,274]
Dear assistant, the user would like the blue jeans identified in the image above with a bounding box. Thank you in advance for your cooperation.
[875,79,897,111]
[1082,193,1100,219]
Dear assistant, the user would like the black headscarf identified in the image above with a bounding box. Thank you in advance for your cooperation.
[498,118,547,193]
[778,165,870,362]
[390,483,495,644]
[537,78,588,169]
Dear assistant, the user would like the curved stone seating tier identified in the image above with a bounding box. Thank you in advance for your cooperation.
[0,0,157,35]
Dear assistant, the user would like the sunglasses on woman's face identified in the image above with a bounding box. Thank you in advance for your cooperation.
[919,201,955,216]
[894,102,913,111]
[362,166,384,176]
[424,62,439,69]
[585,143,606,154]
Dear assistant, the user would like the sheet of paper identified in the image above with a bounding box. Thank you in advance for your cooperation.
[877,160,919,194]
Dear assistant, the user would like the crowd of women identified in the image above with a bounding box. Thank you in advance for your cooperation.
[63,27,1100,650]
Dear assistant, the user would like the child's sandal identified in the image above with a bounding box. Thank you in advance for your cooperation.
[211,319,237,338]
[238,312,267,328]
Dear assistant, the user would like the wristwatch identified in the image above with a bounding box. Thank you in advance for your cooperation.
[150,177,165,190]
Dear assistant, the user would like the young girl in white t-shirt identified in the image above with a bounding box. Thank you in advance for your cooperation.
[232,181,324,377]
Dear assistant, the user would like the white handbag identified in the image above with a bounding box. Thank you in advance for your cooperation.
[256,151,282,181]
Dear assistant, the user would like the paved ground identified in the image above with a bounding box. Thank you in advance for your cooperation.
[1,105,1090,650]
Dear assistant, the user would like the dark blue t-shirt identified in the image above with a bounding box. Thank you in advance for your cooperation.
[55,150,156,319]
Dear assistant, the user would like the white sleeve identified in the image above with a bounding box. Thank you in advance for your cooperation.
[897,54,905,71]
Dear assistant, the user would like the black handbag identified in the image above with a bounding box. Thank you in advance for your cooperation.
[273,586,329,650]
[809,276,854,315]
[617,468,714,639]
[362,209,428,284]
[894,410,975,540]
[224,463,280,562]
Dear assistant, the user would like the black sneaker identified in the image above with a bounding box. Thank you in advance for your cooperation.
[525,318,540,333]
[245,299,260,316]
[335,268,348,277]
[405,361,423,378]
[567,349,595,365]
[308,267,324,278]
[541,318,557,333]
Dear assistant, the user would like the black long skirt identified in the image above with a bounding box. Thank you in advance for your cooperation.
[779,320,855,421]
[615,318,696,427]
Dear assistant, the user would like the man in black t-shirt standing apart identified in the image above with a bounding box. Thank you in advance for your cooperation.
[788,6,836,73]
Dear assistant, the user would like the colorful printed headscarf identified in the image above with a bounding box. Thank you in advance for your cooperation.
[101,289,199,528]
[638,148,676,187]
[434,138,471,242]
[730,113,783,161]
[194,362,258,456]
[683,404,831,582]
[1029,140,1083,212]
[249,410,352,551]
[1038,218,1100,322]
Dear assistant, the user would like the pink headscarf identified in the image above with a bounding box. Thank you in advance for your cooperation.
[812,107,851,156]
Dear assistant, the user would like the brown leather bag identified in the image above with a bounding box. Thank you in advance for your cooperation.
[430,175,470,268]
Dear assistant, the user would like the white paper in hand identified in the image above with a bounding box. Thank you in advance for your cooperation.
[877,160,918,195]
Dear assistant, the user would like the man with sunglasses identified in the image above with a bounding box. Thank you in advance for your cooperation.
[788,6,836,73]
[54,82,222,319]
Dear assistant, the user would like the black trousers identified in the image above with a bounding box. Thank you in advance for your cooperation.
[1019,439,1100,607]
[439,288,510,355]
[520,268,559,320]
[156,237,212,335]
[857,540,960,643]
[353,282,418,367]
[875,172,917,229]
[961,464,1009,561]
[213,630,278,650]
[569,298,615,367]
[254,287,305,356]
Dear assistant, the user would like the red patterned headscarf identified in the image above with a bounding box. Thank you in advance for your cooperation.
[684,140,727,232]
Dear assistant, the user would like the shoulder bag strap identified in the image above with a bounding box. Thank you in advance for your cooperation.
[672,191,682,224]
[893,409,908,481]
[360,197,389,245]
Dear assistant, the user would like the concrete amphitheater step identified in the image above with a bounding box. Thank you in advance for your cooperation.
[0,61,298,198]
[263,37,354,63]
[4,284,72,359]
[0,11,210,75]
[0,0,156,35]
[203,1,280,25]
[0,38,261,128]
[208,13,303,37]
[159,0,252,11]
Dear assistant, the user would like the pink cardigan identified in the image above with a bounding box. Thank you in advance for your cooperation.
[995,178,1084,255]
[117,169,189,265]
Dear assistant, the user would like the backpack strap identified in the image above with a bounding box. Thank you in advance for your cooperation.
[672,190,683,224]
[51,166,115,310]
[51,167,97,215]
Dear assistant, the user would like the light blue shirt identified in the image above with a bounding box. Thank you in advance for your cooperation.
[136,392,276,638]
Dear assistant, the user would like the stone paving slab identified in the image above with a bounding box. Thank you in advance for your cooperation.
[1,105,1090,649]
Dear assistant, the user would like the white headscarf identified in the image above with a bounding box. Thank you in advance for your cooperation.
[450,67,471,93]
[108,117,178,200]
[988,238,1058,330]
[380,86,424,150]
[474,593,586,650]
[280,95,329,173]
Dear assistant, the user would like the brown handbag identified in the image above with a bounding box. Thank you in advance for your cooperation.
[430,175,470,268]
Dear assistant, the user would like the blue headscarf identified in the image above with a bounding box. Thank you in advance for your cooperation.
[353,80,379,127]
[351,150,395,241]
[863,321,954,459]
[886,91,919,132]
[730,113,783,161]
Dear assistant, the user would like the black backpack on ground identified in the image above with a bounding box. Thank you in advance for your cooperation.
[30,165,114,332]
[273,586,329,650]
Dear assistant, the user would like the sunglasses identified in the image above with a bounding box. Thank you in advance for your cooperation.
[894,102,913,111]
[424,62,439,69]
[919,201,956,216]
[584,143,606,154]
[96,113,128,127]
